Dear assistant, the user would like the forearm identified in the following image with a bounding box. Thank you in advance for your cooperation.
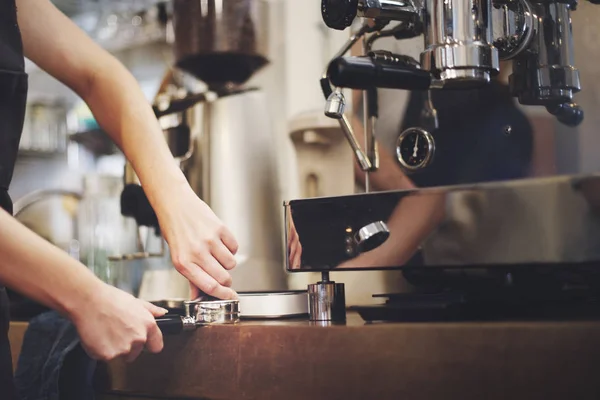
[0,208,103,319]
[16,0,187,214]
[81,60,189,211]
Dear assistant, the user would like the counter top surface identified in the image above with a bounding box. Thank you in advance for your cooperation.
[85,313,600,400]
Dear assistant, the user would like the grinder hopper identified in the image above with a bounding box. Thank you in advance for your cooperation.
[171,0,270,87]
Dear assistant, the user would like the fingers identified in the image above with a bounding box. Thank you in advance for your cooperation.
[196,253,233,287]
[145,322,164,354]
[125,342,145,363]
[211,241,237,271]
[219,226,239,255]
[126,316,164,362]
[142,301,169,317]
[184,264,238,300]
[189,282,200,300]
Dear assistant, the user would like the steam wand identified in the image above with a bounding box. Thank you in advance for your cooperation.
[321,20,422,174]
[321,22,379,172]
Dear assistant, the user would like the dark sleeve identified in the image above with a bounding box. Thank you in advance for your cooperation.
[0,191,12,215]
[400,91,427,132]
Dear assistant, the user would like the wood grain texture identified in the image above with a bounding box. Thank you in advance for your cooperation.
[92,314,600,400]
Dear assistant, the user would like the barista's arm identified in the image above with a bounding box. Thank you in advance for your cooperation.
[17,0,237,300]
[0,208,167,361]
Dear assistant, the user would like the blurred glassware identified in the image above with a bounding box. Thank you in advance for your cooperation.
[19,101,68,155]
[77,174,138,281]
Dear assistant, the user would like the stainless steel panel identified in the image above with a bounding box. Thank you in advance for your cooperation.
[285,174,600,271]
[183,90,286,291]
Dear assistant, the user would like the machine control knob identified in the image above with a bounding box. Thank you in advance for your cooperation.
[322,0,358,30]
[355,221,390,252]
[546,103,584,127]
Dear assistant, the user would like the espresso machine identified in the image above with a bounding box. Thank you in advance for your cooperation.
[285,0,600,322]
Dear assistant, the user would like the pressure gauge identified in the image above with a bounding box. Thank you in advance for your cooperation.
[395,127,435,171]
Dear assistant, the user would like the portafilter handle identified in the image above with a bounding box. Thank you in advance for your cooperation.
[155,315,196,335]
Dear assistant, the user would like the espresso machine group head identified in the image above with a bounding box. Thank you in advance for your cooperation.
[322,0,589,113]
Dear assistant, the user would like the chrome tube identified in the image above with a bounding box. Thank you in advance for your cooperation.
[421,0,499,87]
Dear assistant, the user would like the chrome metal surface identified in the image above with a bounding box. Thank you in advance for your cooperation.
[325,90,346,119]
[308,281,346,321]
[421,0,499,87]
[492,0,535,60]
[340,115,373,171]
[285,174,600,271]
[355,221,390,252]
[185,299,240,325]
[357,0,420,20]
[182,89,286,291]
[509,1,581,108]
[321,23,376,172]
[238,291,309,318]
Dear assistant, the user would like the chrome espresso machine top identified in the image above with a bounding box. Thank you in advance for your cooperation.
[285,0,600,322]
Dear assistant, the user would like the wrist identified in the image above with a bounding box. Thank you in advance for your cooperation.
[139,164,194,211]
[59,271,108,324]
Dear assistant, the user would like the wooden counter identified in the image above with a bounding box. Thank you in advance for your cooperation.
[93,314,600,400]
[11,314,600,400]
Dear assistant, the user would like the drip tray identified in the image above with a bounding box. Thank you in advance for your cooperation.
[152,291,308,319]
[238,291,308,319]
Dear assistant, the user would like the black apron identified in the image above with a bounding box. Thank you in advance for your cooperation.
[400,81,534,187]
[0,1,29,398]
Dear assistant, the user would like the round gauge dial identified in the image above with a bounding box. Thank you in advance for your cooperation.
[395,127,435,171]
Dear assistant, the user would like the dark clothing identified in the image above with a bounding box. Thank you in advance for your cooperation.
[401,81,533,187]
[0,1,29,398]
[15,311,97,400]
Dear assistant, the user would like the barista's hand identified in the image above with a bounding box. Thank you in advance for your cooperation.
[156,186,239,300]
[72,284,167,363]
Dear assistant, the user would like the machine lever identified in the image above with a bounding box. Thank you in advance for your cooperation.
[328,55,432,91]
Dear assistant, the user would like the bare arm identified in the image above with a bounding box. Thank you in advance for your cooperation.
[0,208,166,361]
[17,0,238,300]
[0,208,100,318]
